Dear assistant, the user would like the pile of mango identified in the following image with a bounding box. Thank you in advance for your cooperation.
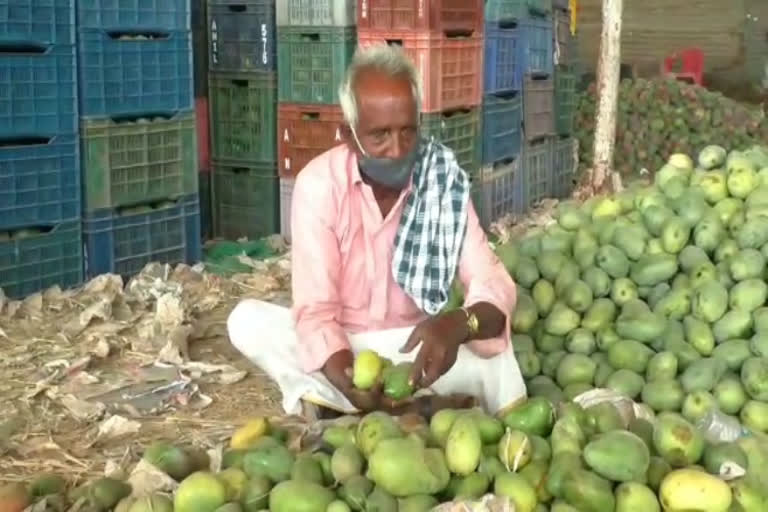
[6,398,765,512]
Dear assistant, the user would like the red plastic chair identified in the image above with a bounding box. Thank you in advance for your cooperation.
[661,48,705,86]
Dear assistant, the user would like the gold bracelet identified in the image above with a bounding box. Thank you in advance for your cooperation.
[460,307,480,337]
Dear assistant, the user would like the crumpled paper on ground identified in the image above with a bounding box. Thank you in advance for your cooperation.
[432,495,515,512]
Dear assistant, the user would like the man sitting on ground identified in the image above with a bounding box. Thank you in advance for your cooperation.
[227,44,525,417]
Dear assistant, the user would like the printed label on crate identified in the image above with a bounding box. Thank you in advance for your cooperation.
[418,0,425,20]
[211,19,218,64]
[361,0,367,18]
[261,24,269,65]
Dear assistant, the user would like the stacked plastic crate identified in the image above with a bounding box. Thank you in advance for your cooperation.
[552,0,578,199]
[357,1,484,208]
[193,0,212,239]
[0,1,83,298]
[276,1,357,242]
[483,0,557,214]
[208,0,278,241]
[78,0,200,279]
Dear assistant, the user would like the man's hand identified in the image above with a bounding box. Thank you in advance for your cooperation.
[400,310,469,389]
[322,350,381,411]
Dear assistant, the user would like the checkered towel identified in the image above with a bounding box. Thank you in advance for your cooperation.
[392,138,470,315]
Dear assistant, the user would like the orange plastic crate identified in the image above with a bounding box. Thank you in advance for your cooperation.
[356,0,484,34]
[357,30,483,113]
[277,103,346,178]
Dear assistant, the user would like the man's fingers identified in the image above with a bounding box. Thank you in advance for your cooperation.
[400,327,423,353]
[421,354,443,388]
[409,347,428,387]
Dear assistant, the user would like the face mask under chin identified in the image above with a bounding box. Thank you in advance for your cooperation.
[351,128,420,190]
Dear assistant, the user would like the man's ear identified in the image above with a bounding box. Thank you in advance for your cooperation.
[339,123,353,143]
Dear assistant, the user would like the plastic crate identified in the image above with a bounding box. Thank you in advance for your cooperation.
[277,0,355,27]
[523,137,553,207]
[209,71,276,162]
[279,177,293,242]
[421,108,481,174]
[518,18,553,76]
[357,0,483,34]
[481,92,522,163]
[485,0,551,24]
[552,135,576,199]
[83,194,202,278]
[199,170,212,240]
[553,0,568,9]
[358,30,483,113]
[77,29,193,118]
[81,110,198,212]
[0,44,77,137]
[77,0,189,31]
[553,8,574,66]
[522,73,554,141]
[277,103,345,178]
[0,135,80,230]
[0,0,75,44]
[484,24,520,94]
[207,0,276,73]
[472,158,524,229]
[196,96,210,171]
[554,65,576,135]
[193,21,208,96]
[0,221,83,299]
[277,26,356,104]
[211,160,279,240]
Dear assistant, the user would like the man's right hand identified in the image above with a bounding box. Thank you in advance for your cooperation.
[322,350,381,411]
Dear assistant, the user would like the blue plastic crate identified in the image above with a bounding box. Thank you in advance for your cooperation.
[0,0,75,44]
[83,194,202,278]
[0,134,80,230]
[482,92,522,163]
[77,0,190,31]
[518,18,553,76]
[472,158,525,229]
[484,24,520,94]
[77,29,193,117]
[0,43,77,137]
[0,221,83,299]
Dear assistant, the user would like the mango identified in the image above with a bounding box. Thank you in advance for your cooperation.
[445,415,482,476]
[659,469,732,512]
[584,430,650,482]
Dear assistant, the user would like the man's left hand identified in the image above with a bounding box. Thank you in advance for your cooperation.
[399,310,468,389]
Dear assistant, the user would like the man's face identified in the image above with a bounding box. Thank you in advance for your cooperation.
[352,68,419,160]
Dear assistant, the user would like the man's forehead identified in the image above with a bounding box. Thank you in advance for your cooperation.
[354,67,414,99]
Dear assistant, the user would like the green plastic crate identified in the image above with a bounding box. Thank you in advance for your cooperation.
[212,160,279,240]
[277,26,356,104]
[421,108,482,176]
[82,111,198,212]
[485,0,551,23]
[209,72,277,162]
[555,66,577,136]
[745,20,767,86]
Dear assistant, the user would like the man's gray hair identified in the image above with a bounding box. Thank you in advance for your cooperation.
[338,44,423,128]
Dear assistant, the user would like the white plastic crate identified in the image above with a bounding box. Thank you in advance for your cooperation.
[280,178,294,242]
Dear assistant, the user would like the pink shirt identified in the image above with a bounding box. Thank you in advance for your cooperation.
[290,144,518,373]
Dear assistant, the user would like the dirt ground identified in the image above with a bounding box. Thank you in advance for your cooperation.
[0,203,558,487]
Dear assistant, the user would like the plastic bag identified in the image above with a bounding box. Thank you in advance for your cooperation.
[431,494,516,512]
[571,388,655,427]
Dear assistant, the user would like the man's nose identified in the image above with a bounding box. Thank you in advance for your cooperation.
[384,133,407,159]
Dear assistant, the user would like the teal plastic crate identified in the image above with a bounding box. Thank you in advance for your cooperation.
[277,26,356,104]
[208,71,277,162]
[212,160,279,240]
[421,108,481,175]
[555,66,577,135]
[485,0,551,23]
[0,221,83,299]
[523,137,553,207]
[553,136,576,199]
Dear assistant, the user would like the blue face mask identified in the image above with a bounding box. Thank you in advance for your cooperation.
[351,128,420,189]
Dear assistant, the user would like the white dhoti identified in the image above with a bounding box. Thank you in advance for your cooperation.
[227,299,527,415]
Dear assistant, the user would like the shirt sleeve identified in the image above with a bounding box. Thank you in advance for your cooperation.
[290,167,351,373]
[456,201,517,357]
